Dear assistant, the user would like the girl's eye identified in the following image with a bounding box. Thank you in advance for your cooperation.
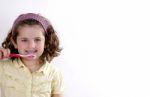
[35,39,41,42]
[21,39,28,42]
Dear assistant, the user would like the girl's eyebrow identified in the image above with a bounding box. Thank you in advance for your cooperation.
[18,37,28,39]
[34,37,45,39]
[18,37,43,39]
[35,37,42,38]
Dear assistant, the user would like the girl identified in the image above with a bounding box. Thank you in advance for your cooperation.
[0,13,64,97]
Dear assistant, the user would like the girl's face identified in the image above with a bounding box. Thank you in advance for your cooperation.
[14,25,45,61]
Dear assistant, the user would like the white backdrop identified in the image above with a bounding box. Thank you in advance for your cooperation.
[0,0,150,97]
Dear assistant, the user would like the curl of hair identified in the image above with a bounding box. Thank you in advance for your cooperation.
[41,25,62,63]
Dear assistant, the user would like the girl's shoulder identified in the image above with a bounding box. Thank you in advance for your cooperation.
[0,59,19,72]
[44,61,63,76]
[0,59,15,77]
[0,59,13,67]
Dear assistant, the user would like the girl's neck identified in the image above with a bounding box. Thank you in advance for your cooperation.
[21,58,43,73]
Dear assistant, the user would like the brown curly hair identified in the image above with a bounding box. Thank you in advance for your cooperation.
[2,19,62,63]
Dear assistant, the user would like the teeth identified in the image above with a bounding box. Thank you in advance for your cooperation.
[25,50,37,54]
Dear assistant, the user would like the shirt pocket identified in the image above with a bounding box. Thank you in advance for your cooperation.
[3,71,25,92]
[33,80,52,94]
[1,73,25,97]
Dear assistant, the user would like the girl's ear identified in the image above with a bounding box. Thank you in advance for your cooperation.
[11,38,18,49]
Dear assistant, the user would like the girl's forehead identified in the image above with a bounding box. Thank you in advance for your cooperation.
[17,25,45,36]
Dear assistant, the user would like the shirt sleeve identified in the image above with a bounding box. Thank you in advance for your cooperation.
[51,69,65,94]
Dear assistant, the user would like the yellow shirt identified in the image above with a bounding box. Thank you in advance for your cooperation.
[0,59,64,97]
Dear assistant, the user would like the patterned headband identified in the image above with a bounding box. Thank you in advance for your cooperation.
[12,13,50,33]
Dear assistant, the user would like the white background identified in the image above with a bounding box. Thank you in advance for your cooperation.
[0,0,150,97]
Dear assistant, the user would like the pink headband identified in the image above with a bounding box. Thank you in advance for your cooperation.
[12,13,50,33]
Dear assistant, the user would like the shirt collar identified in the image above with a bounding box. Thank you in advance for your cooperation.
[37,61,49,75]
[14,58,50,75]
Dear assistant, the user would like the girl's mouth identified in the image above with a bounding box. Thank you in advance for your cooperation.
[23,50,37,58]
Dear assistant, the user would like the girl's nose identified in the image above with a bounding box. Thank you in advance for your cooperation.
[28,41,36,49]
